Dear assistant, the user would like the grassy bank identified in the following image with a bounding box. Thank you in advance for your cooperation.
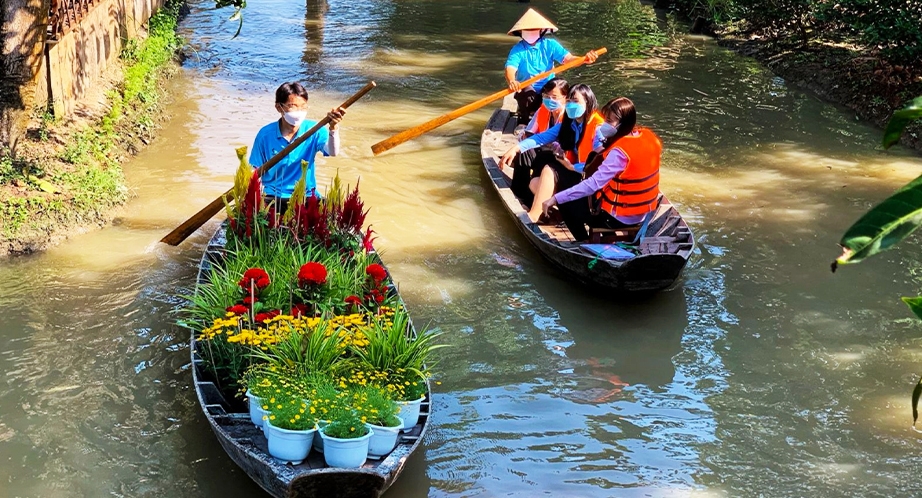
[0,0,184,255]
[659,0,922,152]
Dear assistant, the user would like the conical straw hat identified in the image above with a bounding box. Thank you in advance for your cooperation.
[507,8,558,36]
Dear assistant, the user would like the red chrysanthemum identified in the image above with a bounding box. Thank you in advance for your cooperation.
[254,309,281,323]
[290,303,309,317]
[226,304,248,315]
[239,268,270,291]
[243,296,259,307]
[298,262,327,287]
[366,264,387,284]
[345,295,362,306]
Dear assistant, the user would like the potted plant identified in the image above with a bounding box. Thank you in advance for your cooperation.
[391,369,428,431]
[265,395,317,465]
[351,311,444,431]
[351,385,402,459]
[319,409,373,468]
[308,379,347,453]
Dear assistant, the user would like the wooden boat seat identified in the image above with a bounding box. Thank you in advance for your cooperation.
[588,226,640,244]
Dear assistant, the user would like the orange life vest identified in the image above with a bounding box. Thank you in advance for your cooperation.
[595,127,662,218]
[533,106,553,134]
[564,111,604,165]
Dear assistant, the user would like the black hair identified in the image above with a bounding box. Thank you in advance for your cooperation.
[275,82,309,104]
[557,84,598,154]
[599,97,637,148]
[539,78,569,97]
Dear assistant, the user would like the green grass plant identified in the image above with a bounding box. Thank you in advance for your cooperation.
[350,385,400,428]
[322,410,369,439]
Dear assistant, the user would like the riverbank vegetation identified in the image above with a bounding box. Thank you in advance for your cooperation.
[661,0,922,150]
[0,0,184,255]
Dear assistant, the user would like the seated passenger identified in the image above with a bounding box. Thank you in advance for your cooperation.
[510,78,569,205]
[504,8,597,124]
[540,97,661,241]
[498,84,603,222]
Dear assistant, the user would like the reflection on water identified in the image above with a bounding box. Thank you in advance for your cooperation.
[2,0,922,496]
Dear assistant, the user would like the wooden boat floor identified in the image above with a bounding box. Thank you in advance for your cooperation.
[217,413,425,472]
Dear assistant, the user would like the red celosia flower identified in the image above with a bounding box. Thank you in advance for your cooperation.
[366,264,387,284]
[345,295,362,306]
[243,296,258,307]
[338,181,367,233]
[267,204,278,229]
[291,303,309,317]
[240,170,263,239]
[362,227,377,252]
[239,268,271,291]
[226,304,248,315]
[298,262,327,287]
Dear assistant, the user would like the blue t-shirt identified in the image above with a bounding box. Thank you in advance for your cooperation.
[249,119,329,198]
[505,37,570,93]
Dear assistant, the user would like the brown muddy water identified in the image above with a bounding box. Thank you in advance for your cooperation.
[3,0,922,496]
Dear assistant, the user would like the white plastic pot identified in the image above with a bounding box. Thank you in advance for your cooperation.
[365,422,401,459]
[319,427,373,468]
[266,421,315,465]
[397,396,424,431]
[245,391,263,427]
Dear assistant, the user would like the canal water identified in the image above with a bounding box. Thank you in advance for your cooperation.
[3,0,922,496]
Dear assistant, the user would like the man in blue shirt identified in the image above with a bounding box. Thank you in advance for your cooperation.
[505,8,598,123]
[249,82,344,210]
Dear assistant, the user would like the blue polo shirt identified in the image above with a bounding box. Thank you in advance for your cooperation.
[249,119,329,198]
[505,37,570,93]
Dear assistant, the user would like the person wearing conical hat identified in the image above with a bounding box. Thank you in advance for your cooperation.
[505,8,598,124]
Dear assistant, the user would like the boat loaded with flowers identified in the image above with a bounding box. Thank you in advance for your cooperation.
[184,148,442,498]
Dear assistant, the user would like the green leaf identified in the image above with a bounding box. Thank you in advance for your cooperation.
[833,173,922,269]
[902,296,922,320]
[28,175,58,193]
[883,96,922,149]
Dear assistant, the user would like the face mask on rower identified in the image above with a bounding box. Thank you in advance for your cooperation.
[521,30,541,44]
[599,122,619,138]
[564,102,585,119]
[283,110,307,127]
[542,97,561,112]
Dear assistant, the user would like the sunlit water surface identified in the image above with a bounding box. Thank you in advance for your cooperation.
[3,0,922,496]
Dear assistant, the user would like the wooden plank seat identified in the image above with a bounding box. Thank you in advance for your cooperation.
[588,226,641,244]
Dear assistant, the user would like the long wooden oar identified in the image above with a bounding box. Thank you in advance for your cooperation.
[160,81,377,246]
[370,47,606,156]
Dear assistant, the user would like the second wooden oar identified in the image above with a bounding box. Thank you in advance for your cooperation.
[160,81,377,246]
[370,47,606,156]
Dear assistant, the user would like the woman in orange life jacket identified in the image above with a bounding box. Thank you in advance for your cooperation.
[509,78,569,205]
[498,84,603,223]
[540,97,662,242]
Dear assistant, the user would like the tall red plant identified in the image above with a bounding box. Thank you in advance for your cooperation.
[338,181,367,233]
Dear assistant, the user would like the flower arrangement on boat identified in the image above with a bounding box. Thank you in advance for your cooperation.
[184,148,444,467]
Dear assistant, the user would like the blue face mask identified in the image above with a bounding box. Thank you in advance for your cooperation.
[599,122,619,138]
[542,98,561,112]
[565,102,586,119]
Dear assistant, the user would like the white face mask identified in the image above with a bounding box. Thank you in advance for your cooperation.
[599,122,619,138]
[283,110,307,127]
[521,30,541,44]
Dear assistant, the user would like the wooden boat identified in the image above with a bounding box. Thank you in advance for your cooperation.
[191,225,430,498]
[480,98,694,293]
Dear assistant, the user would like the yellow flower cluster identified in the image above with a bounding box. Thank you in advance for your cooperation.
[198,310,398,349]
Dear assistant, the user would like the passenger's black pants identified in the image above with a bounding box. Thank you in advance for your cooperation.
[513,88,541,123]
[558,198,637,241]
